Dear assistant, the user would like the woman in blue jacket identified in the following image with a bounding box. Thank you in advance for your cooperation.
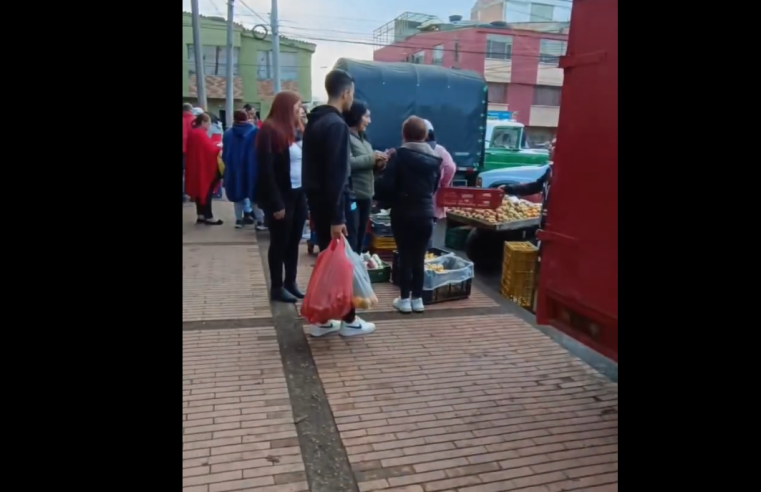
[223,110,259,228]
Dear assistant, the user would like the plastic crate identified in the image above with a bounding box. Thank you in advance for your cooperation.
[367,262,391,283]
[423,279,472,305]
[370,235,397,250]
[445,226,472,250]
[436,187,504,209]
[370,219,393,237]
[500,241,539,308]
[391,248,455,286]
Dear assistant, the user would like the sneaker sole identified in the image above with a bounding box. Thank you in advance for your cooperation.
[339,326,376,337]
[309,328,340,337]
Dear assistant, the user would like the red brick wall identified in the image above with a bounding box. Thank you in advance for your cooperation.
[189,75,243,99]
[256,80,300,101]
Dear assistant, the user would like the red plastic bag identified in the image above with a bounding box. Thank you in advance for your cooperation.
[300,239,353,324]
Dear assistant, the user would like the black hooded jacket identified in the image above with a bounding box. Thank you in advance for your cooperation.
[375,142,442,219]
[301,105,353,226]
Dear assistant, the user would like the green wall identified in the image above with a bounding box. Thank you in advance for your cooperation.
[182,13,313,112]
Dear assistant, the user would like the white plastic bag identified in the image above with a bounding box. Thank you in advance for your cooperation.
[423,256,475,290]
[343,237,378,309]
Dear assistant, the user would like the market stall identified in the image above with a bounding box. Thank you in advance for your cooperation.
[444,194,542,268]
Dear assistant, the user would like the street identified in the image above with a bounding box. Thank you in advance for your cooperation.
[183,201,618,492]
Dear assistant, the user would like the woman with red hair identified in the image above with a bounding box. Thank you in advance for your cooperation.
[185,112,224,224]
[256,91,308,303]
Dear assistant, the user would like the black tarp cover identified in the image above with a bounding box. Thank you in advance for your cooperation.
[334,59,488,169]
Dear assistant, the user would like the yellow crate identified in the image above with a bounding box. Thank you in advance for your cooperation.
[501,241,538,308]
[370,235,397,250]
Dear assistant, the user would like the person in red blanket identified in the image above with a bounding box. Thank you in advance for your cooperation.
[185,112,224,225]
[182,103,195,202]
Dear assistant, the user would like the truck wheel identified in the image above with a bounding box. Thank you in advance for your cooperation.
[465,228,501,269]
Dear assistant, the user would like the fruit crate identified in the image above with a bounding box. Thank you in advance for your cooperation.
[369,219,393,237]
[369,247,395,263]
[445,225,472,250]
[500,241,539,308]
[367,261,391,283]
[436,187,504,210]
[423,279,473,305]
[370,234,396,250]
[391,247,455,286]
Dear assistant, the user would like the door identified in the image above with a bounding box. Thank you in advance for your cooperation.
[535,0,618,361]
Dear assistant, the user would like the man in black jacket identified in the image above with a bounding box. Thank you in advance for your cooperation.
[302,69,376,338]
[500,138,555,234]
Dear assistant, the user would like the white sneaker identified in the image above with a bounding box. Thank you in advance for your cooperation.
[339,316,376,336]
[411,297,425,313]
[393,298,412,314]
[309,320,341,337]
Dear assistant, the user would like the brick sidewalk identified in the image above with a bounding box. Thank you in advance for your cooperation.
[183,328,308,492]
[183,208,618,492]
[307,315,618,492]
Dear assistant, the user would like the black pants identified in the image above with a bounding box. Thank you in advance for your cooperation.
[392,215,434,299]
[343,202,360,256]
[267,189,308,289]
[353,198,372,253]
[195,171,222,219]
[307,193,357,323]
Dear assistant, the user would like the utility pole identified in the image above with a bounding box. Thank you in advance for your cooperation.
[270,0,281,93]
[225,0,235,128]
[191,0,207,109]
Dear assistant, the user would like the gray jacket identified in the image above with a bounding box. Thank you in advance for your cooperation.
[348,132,376,200]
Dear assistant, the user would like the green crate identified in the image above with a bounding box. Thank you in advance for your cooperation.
[367,261,391,283]
[445,226,472,251]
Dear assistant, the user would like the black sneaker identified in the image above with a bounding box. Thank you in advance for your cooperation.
[235,220,243,229]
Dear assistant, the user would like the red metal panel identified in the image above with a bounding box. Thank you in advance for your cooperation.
[536,0,618,361]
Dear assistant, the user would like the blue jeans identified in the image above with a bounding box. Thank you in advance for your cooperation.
[233,198,253,220]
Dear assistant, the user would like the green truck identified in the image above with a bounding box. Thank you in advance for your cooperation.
[460,120,549,185]
[484,120,548,167]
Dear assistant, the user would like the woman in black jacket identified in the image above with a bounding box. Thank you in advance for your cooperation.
[375,116,442,314]
[256,91,308,303]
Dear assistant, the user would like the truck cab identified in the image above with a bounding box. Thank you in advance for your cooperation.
[483,120,549,173]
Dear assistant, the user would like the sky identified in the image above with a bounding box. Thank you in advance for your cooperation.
[182,0,475,100]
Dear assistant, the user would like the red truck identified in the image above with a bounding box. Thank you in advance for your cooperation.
[536,0,618,362]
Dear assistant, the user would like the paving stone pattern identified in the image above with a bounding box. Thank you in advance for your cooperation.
[307,315,619,492]
[183,328,309,492]
[183,245,271,321]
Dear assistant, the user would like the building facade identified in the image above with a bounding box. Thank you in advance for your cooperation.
[471,0,572,24]
[373,14,568,144]
[182,13,315,119]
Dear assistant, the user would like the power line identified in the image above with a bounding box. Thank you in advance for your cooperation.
[191,23,567,71]
[237,0,268,25]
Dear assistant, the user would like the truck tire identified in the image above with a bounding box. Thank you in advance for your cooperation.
[465,228,502,269]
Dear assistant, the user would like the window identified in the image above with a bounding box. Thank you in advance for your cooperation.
[539,39,567,65]
[432,45,444,65]
[486,34,512,60]
[256,51,299,80]
[411,51,425,64]
[533,85,562,106]
[187,45,240,76]
[491,127,522,150]
[530,3,555,22]
[487,83,508,104]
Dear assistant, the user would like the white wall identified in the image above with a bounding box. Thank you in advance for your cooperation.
[503,1,572,23]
